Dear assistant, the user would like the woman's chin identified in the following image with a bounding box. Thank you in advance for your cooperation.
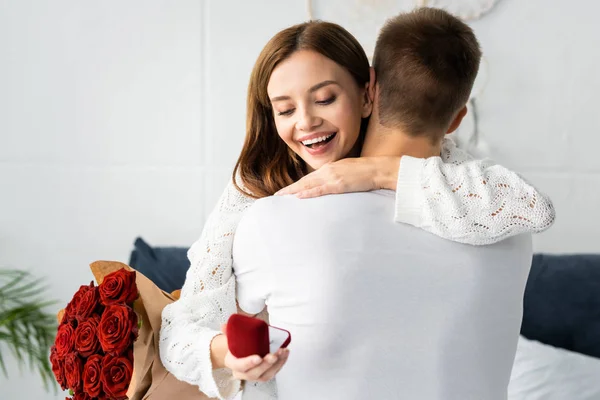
[306,161,325,171]
[303,156,337,172]
[305,151,351,171]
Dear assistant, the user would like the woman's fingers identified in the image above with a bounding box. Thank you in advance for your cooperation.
[276,175,320,196]
[228,349,290,382]
[225,352,262,374]
[232,353,278,381]
[255,349,290,382]
[296,185,332,199]
[276,158,383,198]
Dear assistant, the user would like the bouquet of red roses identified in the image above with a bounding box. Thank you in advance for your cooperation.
[50,267,140,400]
[49,261,210,400]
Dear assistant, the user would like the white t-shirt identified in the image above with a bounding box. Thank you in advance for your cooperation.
[233,190,533,400]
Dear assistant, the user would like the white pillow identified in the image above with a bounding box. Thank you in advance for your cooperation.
[508,336,600,400]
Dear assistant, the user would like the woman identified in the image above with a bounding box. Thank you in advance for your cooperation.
[160,21,554,400]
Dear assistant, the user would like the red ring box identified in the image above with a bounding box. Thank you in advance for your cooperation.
[226,313,291,358]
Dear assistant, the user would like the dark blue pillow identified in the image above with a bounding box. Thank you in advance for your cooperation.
[521,254,600,359]
[129,237,190,293]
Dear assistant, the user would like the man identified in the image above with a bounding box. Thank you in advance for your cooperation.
[232,8,533,400]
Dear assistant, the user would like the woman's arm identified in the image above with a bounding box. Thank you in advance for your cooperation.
[159,180,255,400]
[275,138,555,245]
[394,138,555,245]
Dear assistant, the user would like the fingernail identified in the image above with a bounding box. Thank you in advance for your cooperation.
[252,357,261,365]
[267,355,278,364]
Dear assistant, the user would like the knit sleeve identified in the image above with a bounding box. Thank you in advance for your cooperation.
[394,137,555,245]
[159,180,255,400]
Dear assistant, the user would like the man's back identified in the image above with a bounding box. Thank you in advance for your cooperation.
[233,191,532,400]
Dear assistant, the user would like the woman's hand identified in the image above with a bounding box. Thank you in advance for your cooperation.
[275,157,401,198]
[218,323,290,383]
[224,347,289,383]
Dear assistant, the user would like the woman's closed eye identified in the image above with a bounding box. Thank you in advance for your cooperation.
[316,96,336,105]
[276,96,336,117]
[277,108,295,116]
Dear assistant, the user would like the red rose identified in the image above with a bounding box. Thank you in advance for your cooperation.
[55,323,75,357]
[74,314,101,357]
[75,283,100,321]
[49,345,67,390]
[82,354,104,398]
[98,304,138,355]
[64,352,83,392]
[100,353,133,400]
[65,283,94,322]
[98,269,137,306]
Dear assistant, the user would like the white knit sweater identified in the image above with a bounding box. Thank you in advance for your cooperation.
[159,138,555,400]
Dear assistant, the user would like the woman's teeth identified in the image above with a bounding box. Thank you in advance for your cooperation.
[302,133,336,147]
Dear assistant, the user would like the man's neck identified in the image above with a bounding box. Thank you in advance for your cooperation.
[361,116,443,159]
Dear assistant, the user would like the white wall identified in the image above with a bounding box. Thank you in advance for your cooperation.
[0,0,598,398]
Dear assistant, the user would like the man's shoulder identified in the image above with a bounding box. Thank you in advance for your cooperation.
[493,233,533,251]
[241,195,317,227]
[245,191,392,219]
[461,233,533,266]
[237,195,296,230]
[503,233,533,259]
[239,191,397,238]
[243,194,300,218]
[253,190,393,208]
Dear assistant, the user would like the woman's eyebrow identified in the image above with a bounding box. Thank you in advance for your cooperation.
[270,80,339,103]
[309,80,339,93]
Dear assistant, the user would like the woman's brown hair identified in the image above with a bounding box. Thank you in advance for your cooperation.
[233,21,370,198]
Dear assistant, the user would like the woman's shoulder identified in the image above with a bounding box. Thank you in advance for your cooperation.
[216,176,257,209]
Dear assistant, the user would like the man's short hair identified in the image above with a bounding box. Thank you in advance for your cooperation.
[372,7,482,140]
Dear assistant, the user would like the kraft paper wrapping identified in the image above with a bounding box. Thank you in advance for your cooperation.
[57,261,213,400]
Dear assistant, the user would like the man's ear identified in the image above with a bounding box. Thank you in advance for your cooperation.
[361,89,373,118]
[446,105,468,134]
[368,67,376,104]
[361,67,377,118]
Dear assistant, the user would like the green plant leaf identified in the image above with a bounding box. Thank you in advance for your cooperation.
[0,269,58,392]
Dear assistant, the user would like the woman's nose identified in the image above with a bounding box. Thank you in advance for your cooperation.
[295,107,322,132]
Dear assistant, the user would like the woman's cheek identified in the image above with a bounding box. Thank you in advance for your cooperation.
[275,120,295,145]
[333,100,360,133]
[325,102,348,128]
